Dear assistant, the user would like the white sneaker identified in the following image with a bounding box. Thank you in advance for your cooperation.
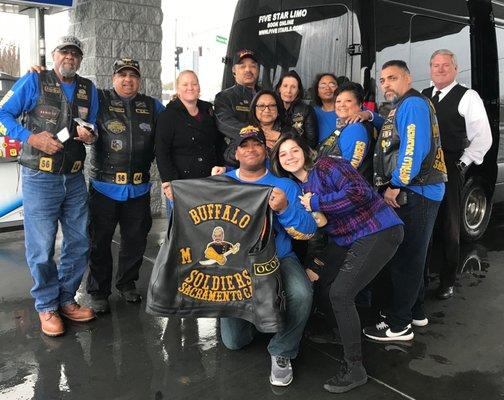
[412,318,428,327]
[363,321,414,342]
[269,356,293,386]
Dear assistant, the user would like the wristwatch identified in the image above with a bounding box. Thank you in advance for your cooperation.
[455,160,468,173]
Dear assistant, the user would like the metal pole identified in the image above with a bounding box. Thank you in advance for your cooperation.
[35,8,46,67]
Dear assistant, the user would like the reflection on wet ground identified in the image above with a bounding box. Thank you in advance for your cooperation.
[1,211,504,399]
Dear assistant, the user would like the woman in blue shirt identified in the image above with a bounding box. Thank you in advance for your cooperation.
[312,73,338,143]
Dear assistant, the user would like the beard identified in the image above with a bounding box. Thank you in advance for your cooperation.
[59,64,77,78]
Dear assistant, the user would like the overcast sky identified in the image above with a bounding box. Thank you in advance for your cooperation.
[0,0,237,94]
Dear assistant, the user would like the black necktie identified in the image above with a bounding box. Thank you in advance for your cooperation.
[432,90,441,104]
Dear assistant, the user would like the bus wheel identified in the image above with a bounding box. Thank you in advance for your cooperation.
[461,176,492,243]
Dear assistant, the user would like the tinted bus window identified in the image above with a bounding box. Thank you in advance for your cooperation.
[495,26,504,163]
[226,5,349,97]
[410,16,470,91]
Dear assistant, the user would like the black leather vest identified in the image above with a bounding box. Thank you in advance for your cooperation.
[19,70,93,174]
[89,89,155,184]
[421,84,469,153]
[317,121,375,183]
[146,175,285,333]
[374,89,447,187]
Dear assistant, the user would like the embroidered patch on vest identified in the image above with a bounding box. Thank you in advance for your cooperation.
[39,157,53,172]
[76,88,88,100]
[78,106,89,120]
[106,120,127,134]
[111,139,123,152]
[133,172,143,184]
[71,161,82,173]
[115,172,127,184]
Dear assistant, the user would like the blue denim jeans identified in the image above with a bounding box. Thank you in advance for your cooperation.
[21,166,89,312]
[388,189,440,330]
[220,255,313,359]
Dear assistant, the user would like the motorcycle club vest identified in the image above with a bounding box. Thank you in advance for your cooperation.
[317,121,375,183]
[90,90,156,185]
[421,84,469,153]
[19,70,93,174]
[374,89,447,188]
[147,175,285,333]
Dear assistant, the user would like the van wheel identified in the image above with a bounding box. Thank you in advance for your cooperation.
[460,177,492,243]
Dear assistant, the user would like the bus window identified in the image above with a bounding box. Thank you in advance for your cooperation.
[225,5,350,97]
[410,15,470,91]
[495,26,504,163]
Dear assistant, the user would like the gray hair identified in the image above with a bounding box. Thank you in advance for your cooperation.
[430,49,458,69]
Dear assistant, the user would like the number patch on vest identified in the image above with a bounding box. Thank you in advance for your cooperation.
[39,157,53,172]
[115,172,128,184]
[133,172,143,184]
[71,161,82,173]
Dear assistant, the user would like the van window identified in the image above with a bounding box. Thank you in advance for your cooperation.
[495,26,504,163]
[227,5,349,98]
[410,16,470,91]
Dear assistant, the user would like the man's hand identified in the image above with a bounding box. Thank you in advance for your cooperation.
[162,182,173,200]
[28,65,45,74]
[269,187,288,213]
[383,187,401,208]
[346,110,373,124]
[211,166,226,176]
[74,125,95,144]
[27,131,63,154]
[306,268,319,282]
[299,192,313,211]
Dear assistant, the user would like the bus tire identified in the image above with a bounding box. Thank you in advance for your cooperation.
[460,176,492,243]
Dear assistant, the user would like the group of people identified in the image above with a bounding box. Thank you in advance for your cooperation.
[0,35,493,395]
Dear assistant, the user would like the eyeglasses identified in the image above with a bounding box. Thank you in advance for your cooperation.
[318,82,337,89]
[58,49,82,58]
[256,104,277,111]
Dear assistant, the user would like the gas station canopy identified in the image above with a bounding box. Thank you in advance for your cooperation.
[0,0,73,14]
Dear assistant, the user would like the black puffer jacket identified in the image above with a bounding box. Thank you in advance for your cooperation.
[284,101,319,149]
[155,98,226,182]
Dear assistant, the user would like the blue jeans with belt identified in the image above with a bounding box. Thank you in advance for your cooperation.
[220,255,312,359]
[21,166,89,312]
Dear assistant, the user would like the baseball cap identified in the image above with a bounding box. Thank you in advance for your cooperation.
[233,49,259,65]
[113,58,141,76]
[53,36,83,56]
[238,125,266,146]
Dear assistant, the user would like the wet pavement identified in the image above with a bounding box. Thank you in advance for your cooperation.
[1,209,504,400]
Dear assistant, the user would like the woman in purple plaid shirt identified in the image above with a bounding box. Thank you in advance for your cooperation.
[271,132,403,394]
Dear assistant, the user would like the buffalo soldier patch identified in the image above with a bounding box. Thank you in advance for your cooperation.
[111,139,123,151]
[147,175,284,333]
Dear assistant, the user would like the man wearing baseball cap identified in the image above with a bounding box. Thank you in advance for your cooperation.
[0,35,99,337]
[214,49,260,167]
[86,58,164,314]
[213,125,317,387]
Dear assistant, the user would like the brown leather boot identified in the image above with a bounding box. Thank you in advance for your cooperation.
[39,311,65,337]
[60,303,96,322]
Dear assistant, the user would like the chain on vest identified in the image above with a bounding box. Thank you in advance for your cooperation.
[19,70,93,174]
[89,90,155,185]
[373,89,447,188]
[146,175,285,333]
[317,121,375,183]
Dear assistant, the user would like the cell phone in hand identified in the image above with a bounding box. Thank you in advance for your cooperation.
[73,118,94,131]
[56,127,70,143]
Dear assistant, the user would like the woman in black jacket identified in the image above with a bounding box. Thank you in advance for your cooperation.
[155,70,226,203]
[275,70,319,149]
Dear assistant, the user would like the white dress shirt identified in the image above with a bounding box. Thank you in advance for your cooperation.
[433,80,492,166]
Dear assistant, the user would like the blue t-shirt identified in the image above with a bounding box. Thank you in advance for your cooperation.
[391,96,445,201]
[225,169,317,259]
[314,106,337,143]
[91,96,165,201]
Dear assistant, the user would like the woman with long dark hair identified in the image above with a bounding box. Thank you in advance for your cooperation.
[275,70,318,149]
[270,133,403,394]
